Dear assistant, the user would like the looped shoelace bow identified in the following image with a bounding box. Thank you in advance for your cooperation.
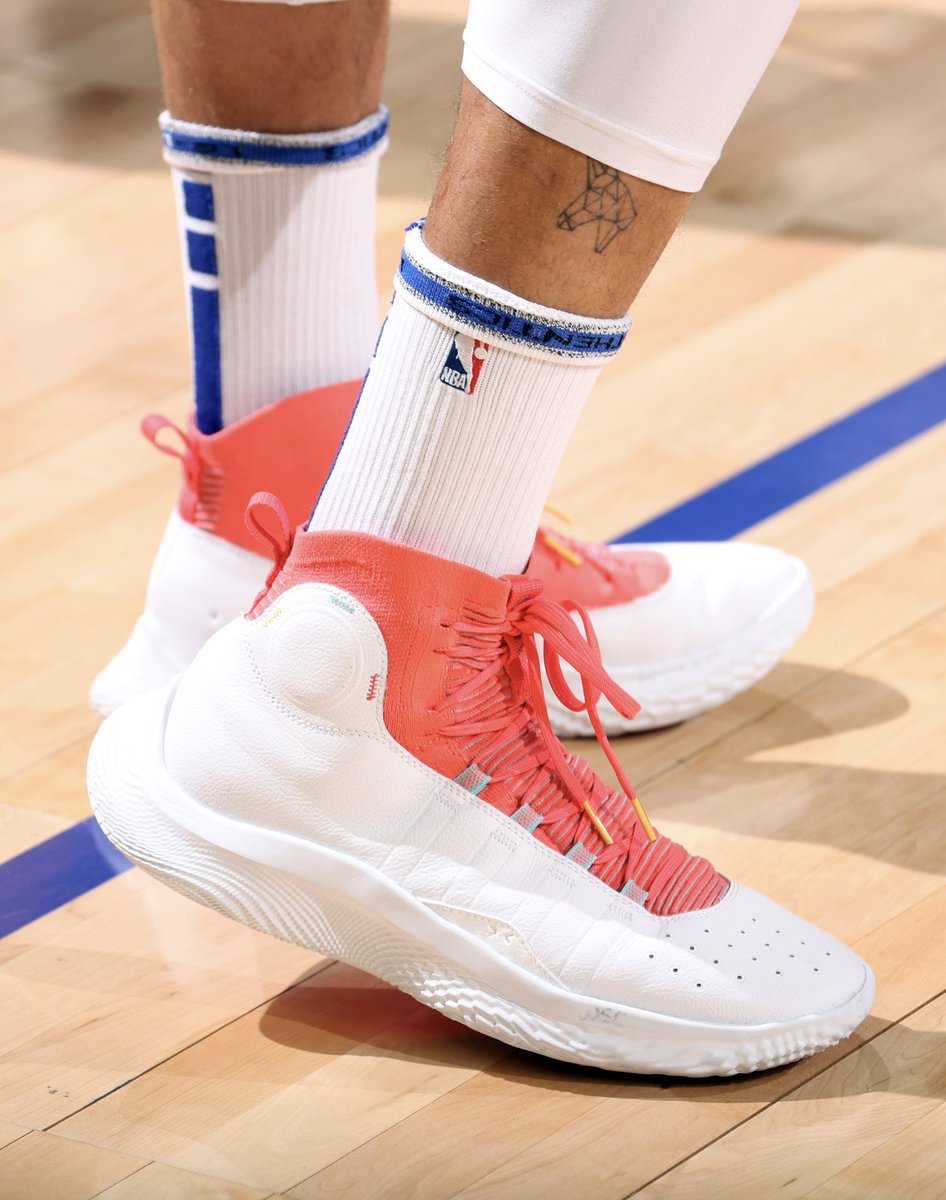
[435,577,659,877]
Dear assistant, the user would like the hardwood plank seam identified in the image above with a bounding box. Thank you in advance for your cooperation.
[636,592,946,791]
[40,958,340,1136]
[0,382,187,478]
[791,1103,943,1200]
[852,884,946,959]
[279,1049,532,1196]
[620,983,946,1199]
[86,1156,153,1200]
[0,732,93,793]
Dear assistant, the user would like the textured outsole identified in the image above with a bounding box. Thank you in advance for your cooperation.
[548,565,815,737]
[87,689,873,1078]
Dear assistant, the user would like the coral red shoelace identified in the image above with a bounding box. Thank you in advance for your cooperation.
[435,578,727,913]
[154,465,724,914]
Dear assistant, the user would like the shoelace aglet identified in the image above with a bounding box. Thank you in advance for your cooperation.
[592,715,658,843]
[543,532,582,568]
[632,794,657,842]
[583,801,614,846]
[543,502,573,525]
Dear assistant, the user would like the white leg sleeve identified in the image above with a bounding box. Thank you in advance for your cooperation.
[462,0,798,192]
[220,1,343,5]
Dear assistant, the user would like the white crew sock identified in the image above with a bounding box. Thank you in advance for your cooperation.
[310,225,631,577]
[160,107,388,434]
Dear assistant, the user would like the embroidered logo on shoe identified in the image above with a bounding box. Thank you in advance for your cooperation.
[440,334,489,395]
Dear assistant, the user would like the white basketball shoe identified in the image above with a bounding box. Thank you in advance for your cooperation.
[88,525,872,1076]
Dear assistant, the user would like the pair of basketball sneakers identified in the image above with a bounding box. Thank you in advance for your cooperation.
[88,376,874,1077]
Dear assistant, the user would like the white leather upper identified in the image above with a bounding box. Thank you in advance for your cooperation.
[163,581,866,1027]
[591,541,810,667]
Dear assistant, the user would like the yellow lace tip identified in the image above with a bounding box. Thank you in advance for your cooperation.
[543,502,573,525]
[544,533,582,568]
[583,801,614,846]
[632,797,658,843]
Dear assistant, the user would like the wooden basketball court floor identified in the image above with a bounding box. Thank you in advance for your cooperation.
[1,0,945,1196]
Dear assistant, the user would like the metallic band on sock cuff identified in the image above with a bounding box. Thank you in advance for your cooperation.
[396,226,630,362]
[160,106,389,171]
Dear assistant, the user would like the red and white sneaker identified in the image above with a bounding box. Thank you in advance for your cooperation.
[90,381,814,734]
[88,528,872,1075]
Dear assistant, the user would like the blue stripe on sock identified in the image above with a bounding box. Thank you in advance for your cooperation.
[186,229,218,276]
[0,818,132,940]
[397,252,627,358]
[191,285,222,434]
[184,229,216,276]
[163,113,389,168]
[613,363,946,543]
[182,179,214,222]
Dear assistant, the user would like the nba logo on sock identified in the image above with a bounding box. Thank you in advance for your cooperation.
[440,333,489,395]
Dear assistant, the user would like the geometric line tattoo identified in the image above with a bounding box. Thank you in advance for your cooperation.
[557,158,638,253]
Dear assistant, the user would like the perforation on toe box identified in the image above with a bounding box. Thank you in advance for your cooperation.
[633,884,865,1023]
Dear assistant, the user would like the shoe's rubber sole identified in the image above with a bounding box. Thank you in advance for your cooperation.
[88,685,873,1077]
[549,557,816,737]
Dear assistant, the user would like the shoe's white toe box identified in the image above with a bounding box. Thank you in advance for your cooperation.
[636,882,871,1026]
[595,541,813,667]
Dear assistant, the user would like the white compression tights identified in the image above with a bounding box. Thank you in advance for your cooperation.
[463,0,799,192]
[222,0,798,193]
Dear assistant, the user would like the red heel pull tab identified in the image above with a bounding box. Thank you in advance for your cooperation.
[141,414,192,459]
[141,413,202,498]
[245,491,294,585]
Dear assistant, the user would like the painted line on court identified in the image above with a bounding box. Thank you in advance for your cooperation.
[0,816,132,940]
[613,362,946,543]
[1,362,944,940]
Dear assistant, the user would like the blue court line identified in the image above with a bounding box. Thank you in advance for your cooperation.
[0,816,132,940]
[1,362,944,941]
[613,362,946,543]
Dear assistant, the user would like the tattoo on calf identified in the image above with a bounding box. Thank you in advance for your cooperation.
[558,158,637,253]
